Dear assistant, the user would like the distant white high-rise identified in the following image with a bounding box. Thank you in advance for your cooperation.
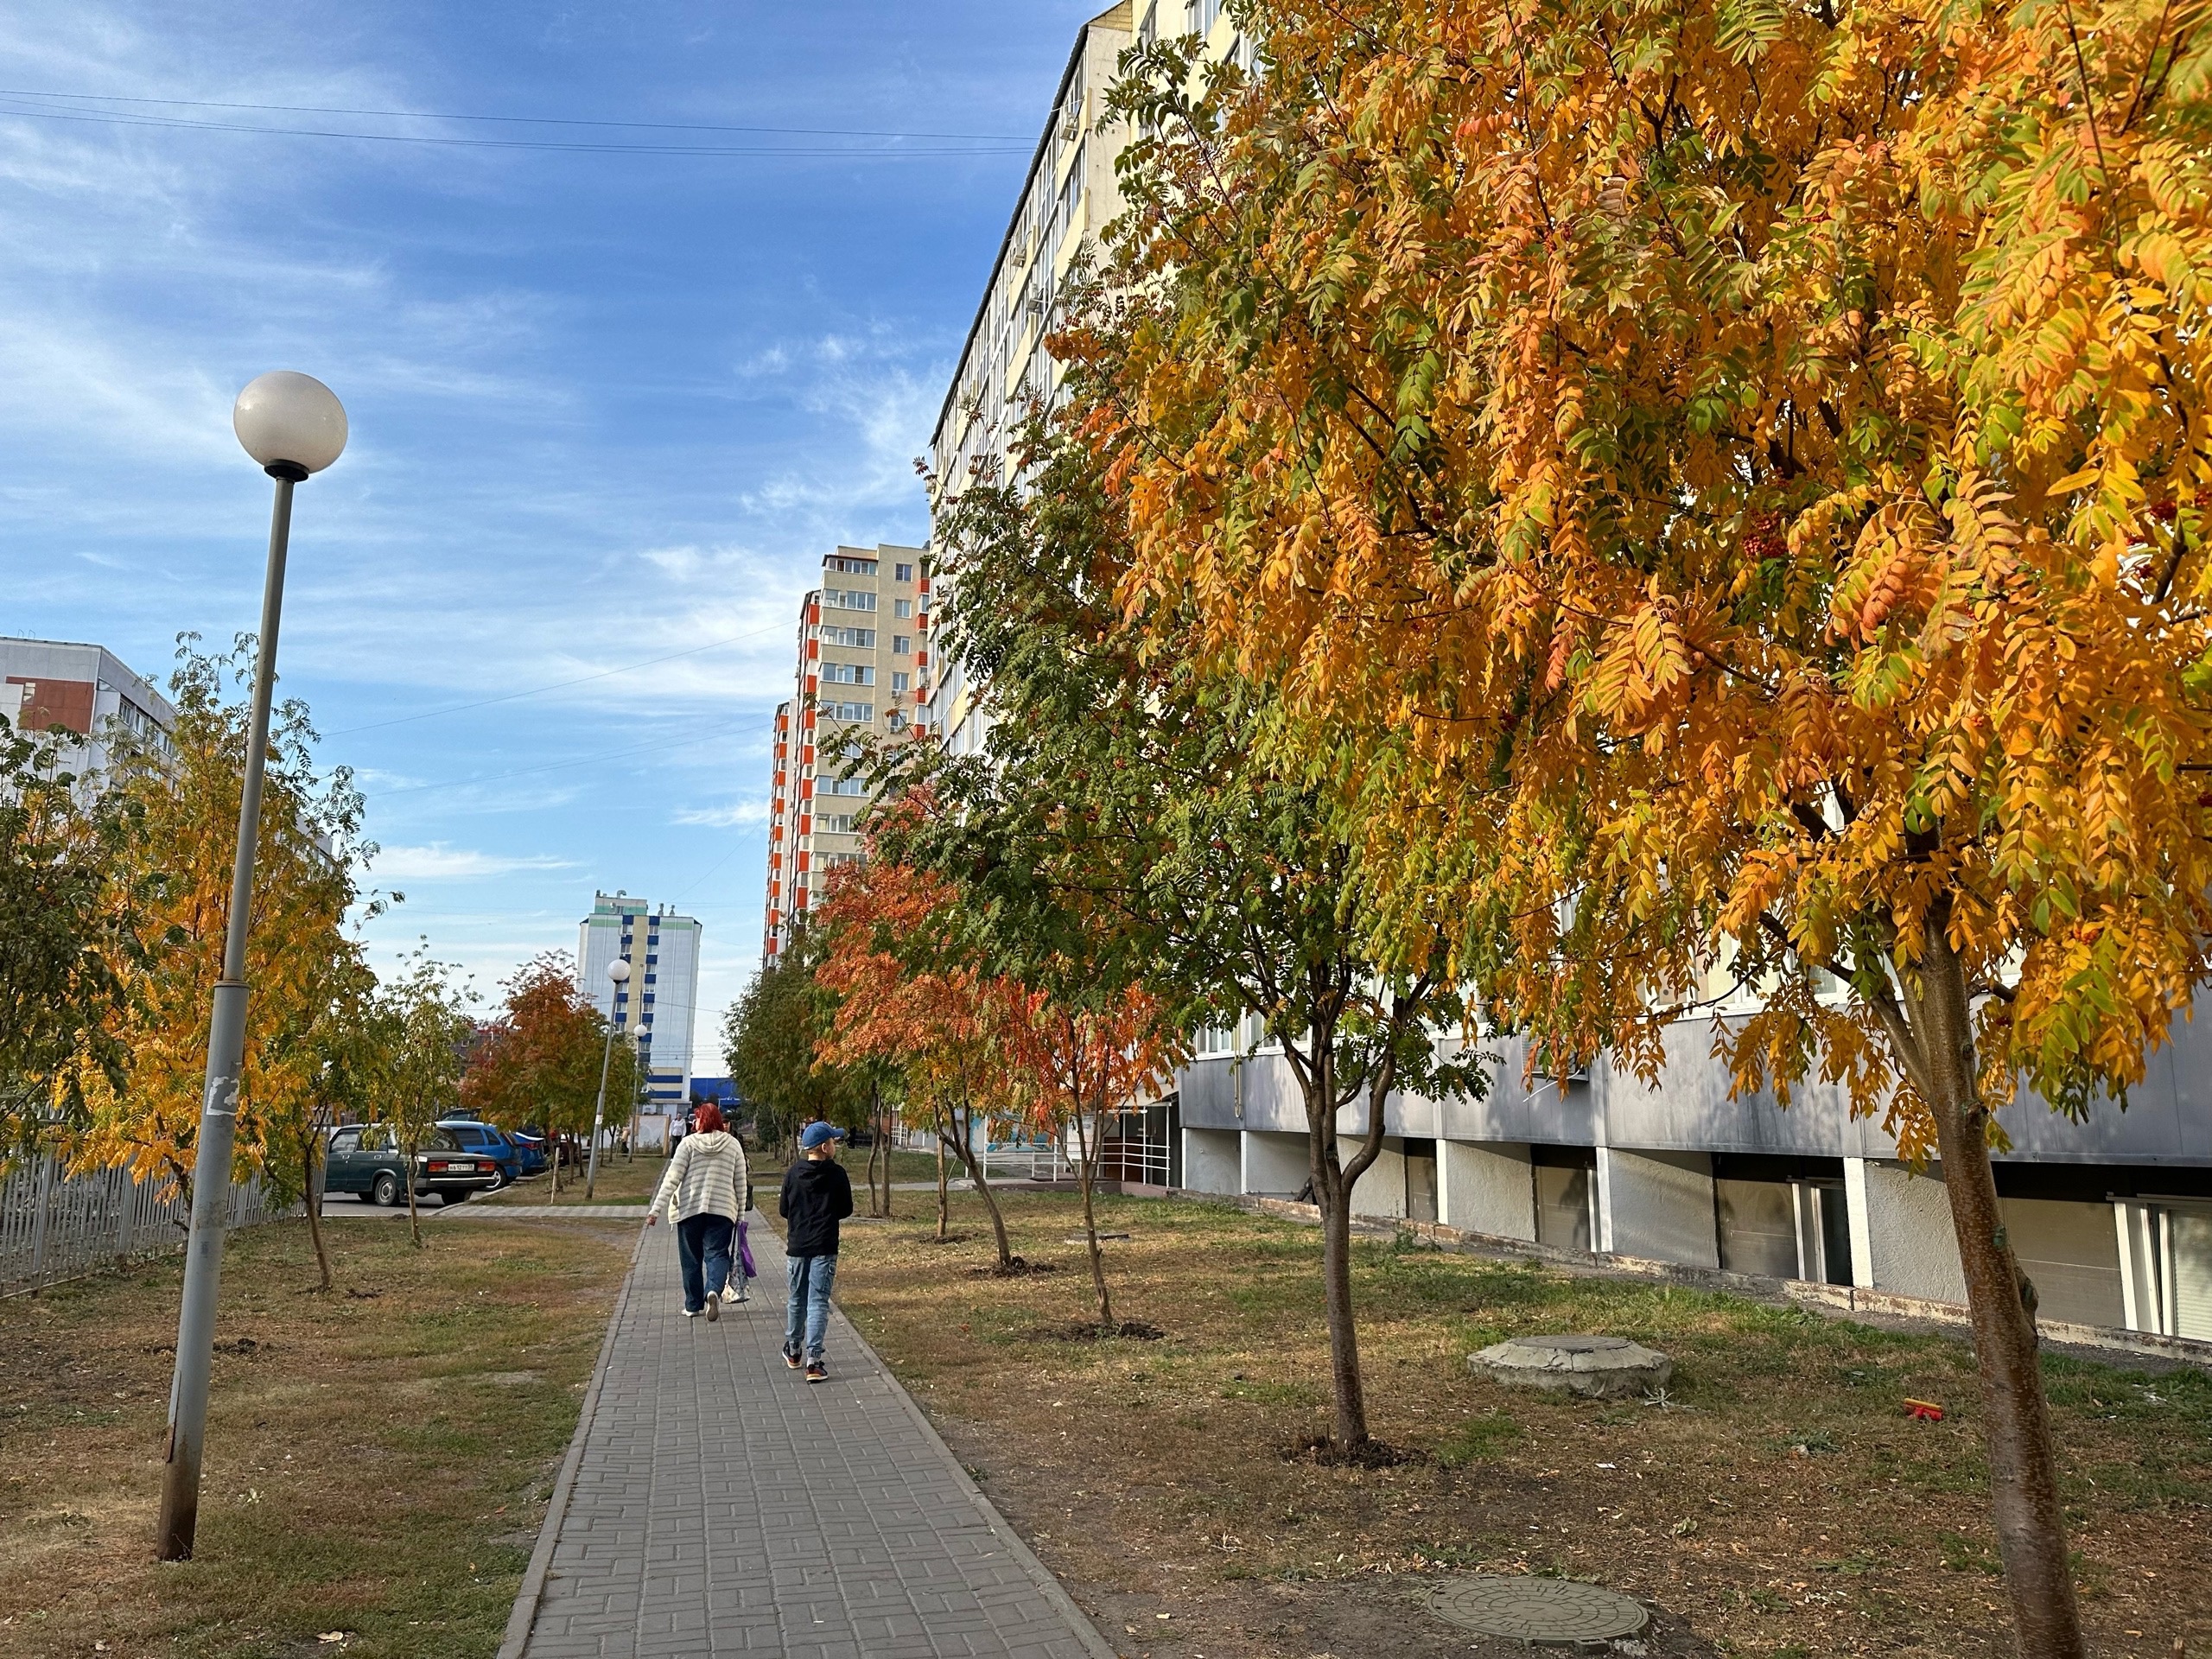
[579,894,702,1138]
[0,636,175,779]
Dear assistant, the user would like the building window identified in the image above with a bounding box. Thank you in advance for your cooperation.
[822,662,874,686]
[1061,149,1084,225]
[1187,0,1220,32]
[893,598,914,619]
[823,776,868,797]
[826,701,874,722]
[892,671,910,693]
[818,812,859,833]
[823,588,878,612]
[894,563,914,582]
[1139,0,1158,45]
[822,625,875,647]
[830,556,878,574]
[893,635,911,654]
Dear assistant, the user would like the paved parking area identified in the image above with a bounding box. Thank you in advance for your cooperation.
[504,1217,1113,1659]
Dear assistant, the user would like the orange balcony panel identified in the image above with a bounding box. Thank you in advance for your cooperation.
[797,851,811,871]
[808,639,819,660]
[798,779,813,800]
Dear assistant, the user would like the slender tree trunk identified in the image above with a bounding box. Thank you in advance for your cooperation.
[951,1103,1014,1268]
[1912,912,2084,1659]
[404,1149,423,1249]
[1074,1097,1113,1327]
[933,1109,950,1242]
[302,1139,333,1293]
[550,1132,563,1198]
[1304,1037,1395,1452]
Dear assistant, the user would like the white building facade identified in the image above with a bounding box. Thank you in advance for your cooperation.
[0,636,175,778]
[580,894,702,1144]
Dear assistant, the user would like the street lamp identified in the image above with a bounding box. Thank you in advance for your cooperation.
[586,957,632,1199]
[158,371,347,1562]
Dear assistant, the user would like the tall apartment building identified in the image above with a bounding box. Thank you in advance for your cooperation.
[923,6,1136,758]
[1,636,175,776]
[580,893,702,1147]
[760,544,927,964]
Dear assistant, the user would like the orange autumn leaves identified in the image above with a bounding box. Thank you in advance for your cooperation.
[810,852,1176,1142]
[1097,0,2212,1140]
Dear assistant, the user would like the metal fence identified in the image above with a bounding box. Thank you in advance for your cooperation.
[0,1156,294,1296]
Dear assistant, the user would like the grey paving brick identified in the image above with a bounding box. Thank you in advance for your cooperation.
[515,1217,1106,1658]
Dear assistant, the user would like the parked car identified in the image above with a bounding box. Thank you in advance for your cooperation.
[324,1123,499,1206]
[437,1117,524,1189]
[506,1130,550,1177]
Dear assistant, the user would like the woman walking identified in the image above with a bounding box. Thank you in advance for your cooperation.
[646,1103,748,1319]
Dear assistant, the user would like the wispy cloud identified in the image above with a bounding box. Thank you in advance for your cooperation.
[672,799,770,829]
[371,843,577,880]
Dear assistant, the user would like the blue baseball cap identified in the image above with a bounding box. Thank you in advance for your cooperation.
[798,1122,846,1149]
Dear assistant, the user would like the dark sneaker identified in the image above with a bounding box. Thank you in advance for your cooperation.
[804,1361,828,1384]
[783,1346,803,1370]
[705,1297,719,1323]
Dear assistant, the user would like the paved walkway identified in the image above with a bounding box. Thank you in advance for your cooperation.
[502,1216,1114,1659]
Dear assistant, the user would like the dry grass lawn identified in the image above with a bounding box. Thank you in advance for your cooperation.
[0,1213,632,1658]
[823,1186,2212,1659]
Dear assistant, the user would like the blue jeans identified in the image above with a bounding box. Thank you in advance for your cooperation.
[676,1215,734,1314]
[785,1253,837,1363]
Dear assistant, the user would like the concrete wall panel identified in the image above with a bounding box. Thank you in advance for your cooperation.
[1599,1148,1719,1268]
[1181,1128,1241,1197]
[1440,1141,1536,1240]
[1242,1129,1308,1198]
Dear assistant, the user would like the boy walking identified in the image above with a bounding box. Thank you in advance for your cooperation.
[779,1121,855,1382]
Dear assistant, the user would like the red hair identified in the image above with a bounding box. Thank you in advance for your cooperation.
[692,1103,725,1134]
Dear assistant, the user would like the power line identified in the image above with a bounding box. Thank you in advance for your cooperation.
[329,620,791,736]
[0,102,1030,156]
[0,88,1032,143]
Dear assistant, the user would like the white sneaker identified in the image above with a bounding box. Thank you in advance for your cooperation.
[683,1308,700,1318]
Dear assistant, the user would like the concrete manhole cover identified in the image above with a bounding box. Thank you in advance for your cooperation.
[1422,1575,1649,1643]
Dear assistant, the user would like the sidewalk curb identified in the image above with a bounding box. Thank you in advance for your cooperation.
[833,1305,1122,1659]
[495,1218,647,1659]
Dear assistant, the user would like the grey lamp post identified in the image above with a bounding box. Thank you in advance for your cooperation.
[158,371,347,1562]
[585,957,632,1199]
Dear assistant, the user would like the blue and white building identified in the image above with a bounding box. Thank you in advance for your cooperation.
[580,893,703,1149]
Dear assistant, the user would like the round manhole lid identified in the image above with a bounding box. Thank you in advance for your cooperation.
[1423,1575,1649,1643]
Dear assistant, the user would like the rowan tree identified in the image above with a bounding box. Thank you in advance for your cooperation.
[0,715,159,1158]
[998,983,1179,1328]
[1096,3,2212,1647]
[812,850,1027,1268]
[883,429,1485,1450]
[462,952,630,1196]
[73,638,371,1203]
[363,945,475,1247]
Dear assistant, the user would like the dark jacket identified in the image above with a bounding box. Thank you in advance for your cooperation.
[779,1157,855,1257]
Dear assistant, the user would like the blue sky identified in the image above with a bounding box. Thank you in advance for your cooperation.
[0,0,1107,1062]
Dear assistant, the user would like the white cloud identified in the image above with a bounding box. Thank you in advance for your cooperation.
[371,842,576,880]
[671,799,769,829]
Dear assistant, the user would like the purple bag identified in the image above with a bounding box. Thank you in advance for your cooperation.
[737,1217,756,1281]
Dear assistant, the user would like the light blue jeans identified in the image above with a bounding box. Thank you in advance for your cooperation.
[784,1253,837,1363]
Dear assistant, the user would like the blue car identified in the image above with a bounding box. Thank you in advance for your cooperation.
[506,1129,550,1177]
[436,1118,525,1190]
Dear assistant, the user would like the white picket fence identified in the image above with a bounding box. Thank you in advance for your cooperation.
[0,1156,293,1296]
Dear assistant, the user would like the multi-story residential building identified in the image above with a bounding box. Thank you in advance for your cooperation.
[0,636,175,776]
[923,6,1137,759]
[580,893,702,1148]
[761,544,927,964]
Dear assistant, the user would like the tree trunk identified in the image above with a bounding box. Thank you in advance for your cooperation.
[550,1135,562,1198]
[1073,1100,1114,1327]
[302,1139,333,1293]
[951,1103,1014,1268]
[1914,914,2085,1659]
[1302,1033,1395,1452]
[933,1110,950,1242]
[404,1154,423,1249]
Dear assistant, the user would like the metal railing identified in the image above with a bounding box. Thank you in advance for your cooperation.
[0,1156,293,1297]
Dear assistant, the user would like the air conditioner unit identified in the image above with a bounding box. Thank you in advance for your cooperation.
[1060,115,1080,143]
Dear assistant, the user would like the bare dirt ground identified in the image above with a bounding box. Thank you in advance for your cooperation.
[0,1214,632,1658]
[817,1186,2212,1659]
